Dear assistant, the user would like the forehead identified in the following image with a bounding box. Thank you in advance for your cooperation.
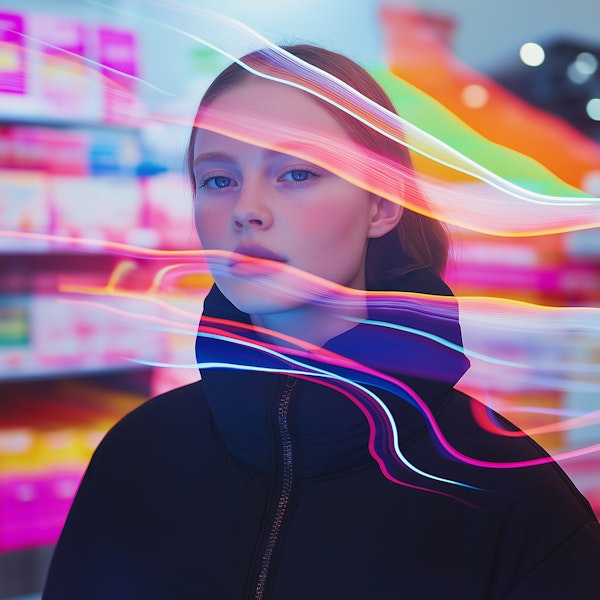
[193,78,350,152]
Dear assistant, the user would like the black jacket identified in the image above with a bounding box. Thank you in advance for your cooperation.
[44,270,600,599]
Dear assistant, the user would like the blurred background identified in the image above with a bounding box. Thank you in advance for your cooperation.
[1,1,599,597]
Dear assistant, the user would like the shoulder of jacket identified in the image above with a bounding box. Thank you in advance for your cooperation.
[125,379,206,425]
[93,380,209,457]
[437,389,597,521]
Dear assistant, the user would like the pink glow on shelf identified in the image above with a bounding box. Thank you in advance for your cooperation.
[0,12,26,95]
[0,469,84,552]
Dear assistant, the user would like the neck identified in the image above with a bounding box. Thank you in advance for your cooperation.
[251,293,368,348]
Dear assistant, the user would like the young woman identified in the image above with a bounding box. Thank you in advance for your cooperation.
[44,45,600,599]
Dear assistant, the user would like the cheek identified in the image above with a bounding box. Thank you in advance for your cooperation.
[311,197,371,250]
[297,185,370,235]
[296,200,371,275]
[194,202,230,248]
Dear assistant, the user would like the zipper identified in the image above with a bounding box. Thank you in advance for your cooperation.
[253,376,298,600]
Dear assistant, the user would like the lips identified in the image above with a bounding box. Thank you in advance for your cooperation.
[228,244,288,276]
[230,244,287,264]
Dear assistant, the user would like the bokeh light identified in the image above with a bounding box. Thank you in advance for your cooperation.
[587,98,600,121]
[519,42,545,66]
[460,83,489,108]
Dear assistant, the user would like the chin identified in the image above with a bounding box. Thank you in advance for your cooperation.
[214,275,306,318]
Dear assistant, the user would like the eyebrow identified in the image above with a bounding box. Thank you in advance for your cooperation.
[192,148,300,167]
[193,151,236,166]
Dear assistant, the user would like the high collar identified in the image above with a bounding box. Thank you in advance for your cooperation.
[195,269,470,478]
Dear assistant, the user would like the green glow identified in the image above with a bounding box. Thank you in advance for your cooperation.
[369,66,588,198]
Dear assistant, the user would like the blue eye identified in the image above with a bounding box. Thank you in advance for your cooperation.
[289,170,309,182]
[280,169,318,182]
[201,175,233,189]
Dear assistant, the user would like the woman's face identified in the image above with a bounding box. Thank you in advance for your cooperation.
[193,78,392,316]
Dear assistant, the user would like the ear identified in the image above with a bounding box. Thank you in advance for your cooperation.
[367,195,403,239]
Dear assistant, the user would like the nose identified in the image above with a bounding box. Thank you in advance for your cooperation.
[231,183,273,231]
